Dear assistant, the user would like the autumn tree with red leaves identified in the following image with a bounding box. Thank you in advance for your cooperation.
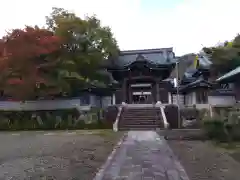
[0,26,63,100]
[0,7,119,100]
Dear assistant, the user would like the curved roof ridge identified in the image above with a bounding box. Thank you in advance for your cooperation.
[120,47,173,55]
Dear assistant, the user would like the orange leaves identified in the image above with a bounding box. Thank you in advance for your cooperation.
[0,26,62,99]
[0,26,62,72]
[1,26,62,61]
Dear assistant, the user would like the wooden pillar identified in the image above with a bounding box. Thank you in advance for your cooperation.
[129,84,132,104]
[156,78,160,101]
[151,82,156,103]
[122,78,127,103]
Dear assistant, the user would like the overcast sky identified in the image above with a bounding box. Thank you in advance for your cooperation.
[1,0,240,55]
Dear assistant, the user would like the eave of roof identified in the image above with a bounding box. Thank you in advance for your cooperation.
[180,79,213,92]
[107,59,175,71]
[120,48,173,55]
[216,66,240,83]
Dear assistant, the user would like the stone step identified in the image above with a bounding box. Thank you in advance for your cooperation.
[121,120,159,123]
[120,124,160,128]
[123,108,159,110]
[119,124,159,126]
[119,121,161,125]
[122,115,160,117]
[122,116,158,119]
[125,107,158,109]
[120,118,160,122]
[118,107,164,130]
[122,113,158,116]
[118,127,158,131]
[120,119,158,122]
[123,110,158,113]
[119,124,163,130]
[121,121,159,123]
[120,120,159,123]
[123,112,159,114]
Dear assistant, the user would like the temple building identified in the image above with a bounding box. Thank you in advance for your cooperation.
[78,48,217,108]
[106,48,176,104]
[74,47,236,109]
[215,66,240,104]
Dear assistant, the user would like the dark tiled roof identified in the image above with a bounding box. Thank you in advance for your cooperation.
[112,48,176,67]
[180,79,213,92]
[181,76,197,85]
[120,48,173,55]
[170,53,212,81]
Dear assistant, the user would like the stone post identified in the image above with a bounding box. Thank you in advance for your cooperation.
[112,94,116,105]
[168,92,172,104]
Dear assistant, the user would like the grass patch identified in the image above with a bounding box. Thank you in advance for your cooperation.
[213,141,240,163]
[72,129,115,136]
[93,129,116,136]
[215,142,240,153]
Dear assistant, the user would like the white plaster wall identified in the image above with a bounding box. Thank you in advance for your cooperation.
[184,92,210,109]
[172,94,184,105]
[195,104,210,109]
[208,96,236,106]
[185,92,196,105]
[90,95,101,107]
[101,96,112,107]
[0,94,116,111]
[184,95,236,109]
[0,99,83,110]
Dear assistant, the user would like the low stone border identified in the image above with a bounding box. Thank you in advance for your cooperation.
[93,132,127,180]
[158,129,208,141]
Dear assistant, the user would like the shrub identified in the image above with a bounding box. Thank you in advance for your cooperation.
[203,108,240,142]
[0,108,112,131]
[203,119,228,141]
[180,107,199,120]
[198,109,209,121]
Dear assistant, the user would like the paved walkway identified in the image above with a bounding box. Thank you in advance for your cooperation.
[94,131,189,180]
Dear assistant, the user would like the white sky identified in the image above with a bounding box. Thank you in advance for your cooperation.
[0,0,240,56]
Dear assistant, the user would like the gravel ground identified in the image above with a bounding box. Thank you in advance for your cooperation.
[230,152,240,163]
[168,140,240,180]
[0,130,123,180]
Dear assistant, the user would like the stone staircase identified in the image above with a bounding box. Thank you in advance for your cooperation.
[118,106,164,131]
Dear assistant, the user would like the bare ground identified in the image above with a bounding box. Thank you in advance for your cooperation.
[214,142,240,163]
[0,130,124,180]
[168,140,240,180]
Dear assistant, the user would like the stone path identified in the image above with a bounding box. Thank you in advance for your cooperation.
[94,131,189,180]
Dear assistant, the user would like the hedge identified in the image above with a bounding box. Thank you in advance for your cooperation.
[203,108,240,142]
[0,107,113,130]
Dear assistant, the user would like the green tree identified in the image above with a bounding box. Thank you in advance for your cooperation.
[46,7,119,95]
[203,34,240,77]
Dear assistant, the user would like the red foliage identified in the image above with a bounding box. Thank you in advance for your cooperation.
[7,78,24,85]
[1,26,62,60]
[0,26,62,99]
[7,77,46,85]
